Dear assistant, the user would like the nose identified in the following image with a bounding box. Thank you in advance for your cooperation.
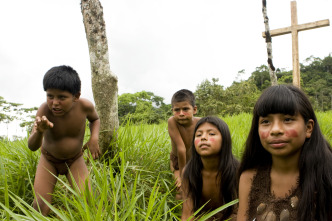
[53,98,60,106]
[179,110,185,116]
[200,132,207,140]
[270,120,283,135]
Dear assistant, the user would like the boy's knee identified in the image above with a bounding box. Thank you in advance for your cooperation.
[33,199,50,216]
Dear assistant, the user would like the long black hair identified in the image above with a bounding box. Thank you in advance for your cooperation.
[238,84,332,220]
[183,116,239,219]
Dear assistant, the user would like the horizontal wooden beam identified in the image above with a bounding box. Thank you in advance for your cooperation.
[262,19,330,38]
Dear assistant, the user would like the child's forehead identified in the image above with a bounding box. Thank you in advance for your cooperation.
[196,122,218,131]
[259,112,300,118]
[46,88,72,95]
[172,100,193,108]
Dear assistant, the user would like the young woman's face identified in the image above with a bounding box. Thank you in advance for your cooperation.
[194,122,222,157]
[258,113,314,159]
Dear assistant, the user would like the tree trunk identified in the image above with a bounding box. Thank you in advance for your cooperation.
[81,0,119,157]
[262,0,278,86]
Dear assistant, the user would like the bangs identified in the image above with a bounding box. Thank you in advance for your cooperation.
[255,85,299,117]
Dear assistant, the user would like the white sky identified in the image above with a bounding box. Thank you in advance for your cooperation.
[0,0,331,137]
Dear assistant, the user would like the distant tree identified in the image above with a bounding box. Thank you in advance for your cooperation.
[223,79,260,115]
[301,55,332,111]
[194,78,225,116]
[118,91,171,124]
[249,65,271,90]
[81,0,119,157]
[0,96,37,135]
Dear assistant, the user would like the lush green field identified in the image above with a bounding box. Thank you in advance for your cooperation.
[0,112,331,220]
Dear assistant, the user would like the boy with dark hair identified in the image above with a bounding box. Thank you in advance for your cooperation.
[168,89,200,199]
[28,65,100,215]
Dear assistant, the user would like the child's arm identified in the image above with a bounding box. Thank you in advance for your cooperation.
[28,106,54,151]
[237,170,255,221]
[168,117,186,176]
[82,99,101,159]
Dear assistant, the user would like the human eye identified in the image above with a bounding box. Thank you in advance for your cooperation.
[183,107,190,112]
[284,116,295,123]
[195,132,202,137]
[259,118,269,125]
[209,131,216,136]
[173,108,180,112]
[47,94,54,99]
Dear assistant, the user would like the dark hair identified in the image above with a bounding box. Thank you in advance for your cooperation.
[171,89,196,107]
[238,84,332,220]
[183,116,239,219]
[43,65,81,95]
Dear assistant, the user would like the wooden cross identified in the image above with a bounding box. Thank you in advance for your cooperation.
[262,1,330,87]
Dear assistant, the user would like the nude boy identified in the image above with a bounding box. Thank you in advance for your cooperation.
[168,89,200,199]
[28,65,100,215]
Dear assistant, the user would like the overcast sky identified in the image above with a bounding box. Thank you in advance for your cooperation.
[1,0,331,137]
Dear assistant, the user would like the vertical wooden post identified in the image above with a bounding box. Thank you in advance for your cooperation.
[291,1,300,87]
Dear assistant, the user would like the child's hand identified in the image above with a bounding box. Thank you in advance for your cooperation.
[83,139,101,160]
[174,170,182,188]
[34,116,54,133]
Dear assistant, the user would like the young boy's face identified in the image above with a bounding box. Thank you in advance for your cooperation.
[172,101,197,126]
[46,89,79,116]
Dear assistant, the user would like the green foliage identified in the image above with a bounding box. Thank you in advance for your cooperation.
[1,113,331,219]
[0,96,22,123]
[118,91,171,125]
[249,54,332,112]
[195,78,260,116]
[0,96,37,135]
[195,78,225,116]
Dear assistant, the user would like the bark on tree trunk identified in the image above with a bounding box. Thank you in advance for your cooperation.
[81,0,119,157]
[262,0,278,86]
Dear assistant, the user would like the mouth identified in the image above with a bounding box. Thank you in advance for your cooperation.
[52,108,63,114]
[268,140,288,148]
[199,143,210,148]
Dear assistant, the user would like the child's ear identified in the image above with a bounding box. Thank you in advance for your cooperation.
[73,92,81,102]
[305,119,314,139]
[193,106,197,115]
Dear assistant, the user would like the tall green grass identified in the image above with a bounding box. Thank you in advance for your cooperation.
[0,112,331,220]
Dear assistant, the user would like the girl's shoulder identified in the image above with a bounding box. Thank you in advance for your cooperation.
[239,169,257,185]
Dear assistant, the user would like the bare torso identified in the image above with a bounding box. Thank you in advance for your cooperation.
[201,170,222,210]
[40,101,87,159]
[172,117,201,160]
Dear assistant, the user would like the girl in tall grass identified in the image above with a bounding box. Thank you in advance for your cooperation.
[237,85,332,221]
[181,116,239,220]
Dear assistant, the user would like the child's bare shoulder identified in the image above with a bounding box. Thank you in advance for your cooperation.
[37,102,51,115]
[239,169,257,186]
[193,117,201,123]
[77,98,95,112]
[167,116,176,124]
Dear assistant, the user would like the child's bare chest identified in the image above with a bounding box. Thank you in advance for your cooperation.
[178,126,195,149]
[46,107,87,138]
[201,174,222,208]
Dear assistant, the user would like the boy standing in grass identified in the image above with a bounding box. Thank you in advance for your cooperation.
[168,89,200,199]
[28,65,100,216]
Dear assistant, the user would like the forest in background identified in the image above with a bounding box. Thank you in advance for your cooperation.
[118,53,332,124]
[1,53,332,137]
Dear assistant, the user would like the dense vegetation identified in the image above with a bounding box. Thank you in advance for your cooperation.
[117,54,332,122]
[1,112,331,220]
